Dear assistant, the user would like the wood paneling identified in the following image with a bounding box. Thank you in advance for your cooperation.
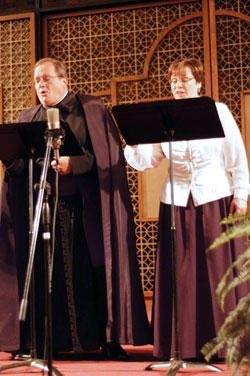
[0,0,145,13]
[42,0,139,8]
[0,0,36,13]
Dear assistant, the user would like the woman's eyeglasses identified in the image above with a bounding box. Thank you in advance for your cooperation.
[170,77,195,85]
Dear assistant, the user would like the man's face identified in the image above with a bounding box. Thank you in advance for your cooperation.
[34,62,68,106]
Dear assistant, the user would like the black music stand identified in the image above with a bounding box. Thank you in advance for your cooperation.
[0,121,83,376]
[112,96,224,375]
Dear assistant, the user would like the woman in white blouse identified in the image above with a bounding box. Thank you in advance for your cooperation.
[125,58,250,360]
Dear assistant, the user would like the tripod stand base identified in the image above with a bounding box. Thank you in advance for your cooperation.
[145,358,222,375]
[0,358,63,376]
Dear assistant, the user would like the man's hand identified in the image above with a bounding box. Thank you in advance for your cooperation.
[229,197,247,215]
[51,156,72,175]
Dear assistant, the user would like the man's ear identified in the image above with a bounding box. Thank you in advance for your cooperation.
[63,76,68,86]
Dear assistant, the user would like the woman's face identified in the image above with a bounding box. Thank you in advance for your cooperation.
[170,66,201,99]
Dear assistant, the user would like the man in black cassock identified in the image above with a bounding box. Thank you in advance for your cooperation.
[1,58,149,358]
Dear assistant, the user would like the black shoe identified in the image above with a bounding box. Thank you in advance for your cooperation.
[101,342,128,360]
[12,352,31,361]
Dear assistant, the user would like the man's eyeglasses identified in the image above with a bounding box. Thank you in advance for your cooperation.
[170,77,195,85]
[34,75,61,85]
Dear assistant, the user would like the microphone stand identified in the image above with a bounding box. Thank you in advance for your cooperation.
[145,139,222,375]
[28,156,37,360]
[0,132,63,376]
[42,184,53,376]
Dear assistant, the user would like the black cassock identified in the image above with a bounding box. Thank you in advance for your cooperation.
[0,92,149,352]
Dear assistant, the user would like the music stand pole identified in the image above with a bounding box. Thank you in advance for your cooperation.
[28,157,38,359]
[9,157,37,361]
[169,139,180,361]
[0,136,62,376]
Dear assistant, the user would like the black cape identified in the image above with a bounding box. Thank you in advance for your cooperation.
[0,93,149,351]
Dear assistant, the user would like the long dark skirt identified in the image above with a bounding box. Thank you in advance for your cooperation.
[0,180,20,351]
[152,195,250,360]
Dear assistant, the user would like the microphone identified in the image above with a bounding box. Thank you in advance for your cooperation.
[47,107,60,130]
[46,108,64,168]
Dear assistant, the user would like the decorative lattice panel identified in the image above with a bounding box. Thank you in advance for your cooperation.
[0,15,34,123]
[214,0,250,130]
[117,18,204,104]
[45,1,204,293]
[1,1,250,295]
[215,0,250,15]
[46,2,203,104]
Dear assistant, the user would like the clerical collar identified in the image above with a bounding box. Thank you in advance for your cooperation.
[43,90,68,110]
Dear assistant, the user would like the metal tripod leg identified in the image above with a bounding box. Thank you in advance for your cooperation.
[145,358,222,375]
[0,359,63,376]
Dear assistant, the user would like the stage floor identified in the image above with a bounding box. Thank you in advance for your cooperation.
[0,346,232,376]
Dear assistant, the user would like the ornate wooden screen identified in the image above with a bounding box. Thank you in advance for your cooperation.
[211,0,250,132]
[1,0,250,296]
[41,0,250,295]
[43,0,207,295]
[0,13,36,124]
[0,13,36,193]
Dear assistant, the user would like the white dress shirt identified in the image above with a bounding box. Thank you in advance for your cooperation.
[124,102,250,207]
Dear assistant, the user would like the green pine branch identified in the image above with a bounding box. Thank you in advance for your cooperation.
[202,210,250,376]
[201,294,250,374]
[215,248,250,310]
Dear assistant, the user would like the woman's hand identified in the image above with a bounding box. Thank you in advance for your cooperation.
[51,156,72,175]
[229,198,247,215]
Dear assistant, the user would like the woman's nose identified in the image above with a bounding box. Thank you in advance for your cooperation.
[176,80,183,87]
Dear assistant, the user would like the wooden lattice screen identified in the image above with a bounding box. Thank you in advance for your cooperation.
[1,0,250,295]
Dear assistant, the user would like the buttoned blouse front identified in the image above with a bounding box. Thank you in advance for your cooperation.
[124,102,249,207]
